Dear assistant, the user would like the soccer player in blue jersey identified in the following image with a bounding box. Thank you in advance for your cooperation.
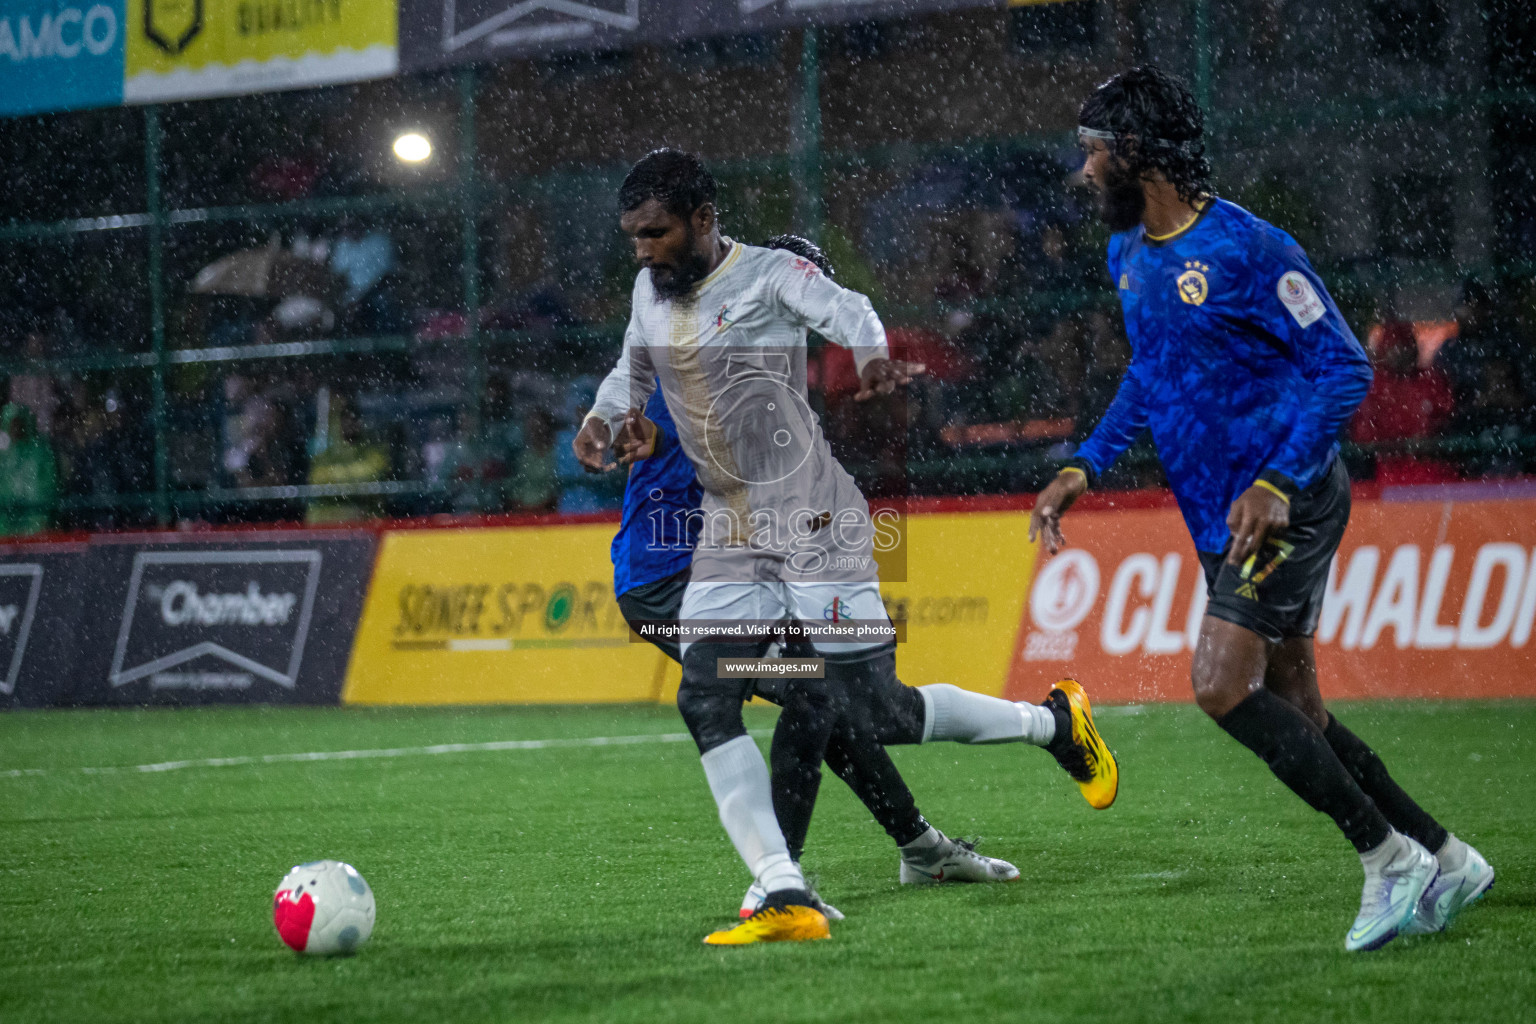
[1028,66,1492,952]
[609,385,702,665]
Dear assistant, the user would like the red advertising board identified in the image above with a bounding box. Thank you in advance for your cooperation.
[1003,496,1536,703]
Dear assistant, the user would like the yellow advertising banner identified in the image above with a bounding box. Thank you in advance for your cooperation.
[875,512,1037,698]
[346,494,1536,707]
[344,512,1039,706]
[343,525,672,706]
[124,0,396,102]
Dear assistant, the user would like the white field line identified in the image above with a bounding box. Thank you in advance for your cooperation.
[1,729,776,780]
[1,704,1151,781]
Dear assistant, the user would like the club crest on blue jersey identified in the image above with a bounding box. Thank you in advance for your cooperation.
[1178,261,1210,305]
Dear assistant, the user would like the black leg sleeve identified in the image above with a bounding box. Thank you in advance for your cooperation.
[676,642,757,754]
[1218,689,1391,853]
[770,676,837,863]
[814,649,929,851]
[1325,713,1448,852]
[823,723,930,848]
[865,676,928,747]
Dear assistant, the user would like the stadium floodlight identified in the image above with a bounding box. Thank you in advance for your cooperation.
[393,132,432,163]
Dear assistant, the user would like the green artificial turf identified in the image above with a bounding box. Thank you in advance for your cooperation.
[0,700,1531,1024]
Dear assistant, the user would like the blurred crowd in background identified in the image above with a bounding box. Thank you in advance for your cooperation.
[4,198,1534,536]
[2,2,1533,536]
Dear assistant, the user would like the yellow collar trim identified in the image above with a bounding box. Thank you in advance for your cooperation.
[1145,198,1212,243]
[697,239,742,290]
[1146,211,1201,242]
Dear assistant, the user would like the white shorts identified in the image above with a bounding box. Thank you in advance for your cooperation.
[677,580,890,660]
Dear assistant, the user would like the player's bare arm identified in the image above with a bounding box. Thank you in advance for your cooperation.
[1224,483,1289,566]
[573,416,616,473]
[1028,468,1088,555]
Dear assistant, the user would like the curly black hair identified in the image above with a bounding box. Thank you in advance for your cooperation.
[1079,65,1213,204]
[618,148,718,219]
[762,234,835,278]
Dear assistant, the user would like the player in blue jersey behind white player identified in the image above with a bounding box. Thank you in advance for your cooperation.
[1029,66,1493,952]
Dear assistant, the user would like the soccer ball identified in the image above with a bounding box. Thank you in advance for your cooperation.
[272,860,376,955]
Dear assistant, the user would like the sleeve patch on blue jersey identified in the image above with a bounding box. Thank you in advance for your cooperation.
[1277,271,1325,327]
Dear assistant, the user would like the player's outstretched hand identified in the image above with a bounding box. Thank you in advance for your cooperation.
[614,407,659,465]
[855,358,926,401]
[1029,469,1088,556]
[573,416,616,473]
[1225,484,1289,566]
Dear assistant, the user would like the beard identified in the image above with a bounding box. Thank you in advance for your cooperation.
[1097,161,1146,233]
[649,225,712,299]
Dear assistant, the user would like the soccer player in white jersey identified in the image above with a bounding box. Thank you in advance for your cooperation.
[574,150,1118,945]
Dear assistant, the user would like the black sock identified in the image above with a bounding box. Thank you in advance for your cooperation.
[824,728,930,848]
[1217,689,1391,853]
[770,682,837,863]
[761,887,814,911]
[825,650,928,845]
[1324,713,1448,853]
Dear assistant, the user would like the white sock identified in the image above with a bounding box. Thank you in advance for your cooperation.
[700,735,806,894]
[1435,833,1469,873]
[919,684,1054,746]
[1017,702,1057,745]
[898,825,945,859]
[1360,828,1408,873]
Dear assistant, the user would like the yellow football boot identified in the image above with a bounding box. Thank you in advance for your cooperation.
[703,901,830,946]
[1043,678,1119,809]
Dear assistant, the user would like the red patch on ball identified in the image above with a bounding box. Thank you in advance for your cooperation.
[273,888,316,952]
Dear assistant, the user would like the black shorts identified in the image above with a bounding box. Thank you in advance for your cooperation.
[1199,457,1350,643]
[617,567,691,663]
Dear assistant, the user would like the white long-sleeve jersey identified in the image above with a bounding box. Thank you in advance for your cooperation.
[589,239,889,565]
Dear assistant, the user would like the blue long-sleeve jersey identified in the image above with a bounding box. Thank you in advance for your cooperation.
[1075,199,1373,554]
[611,388,703,597]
